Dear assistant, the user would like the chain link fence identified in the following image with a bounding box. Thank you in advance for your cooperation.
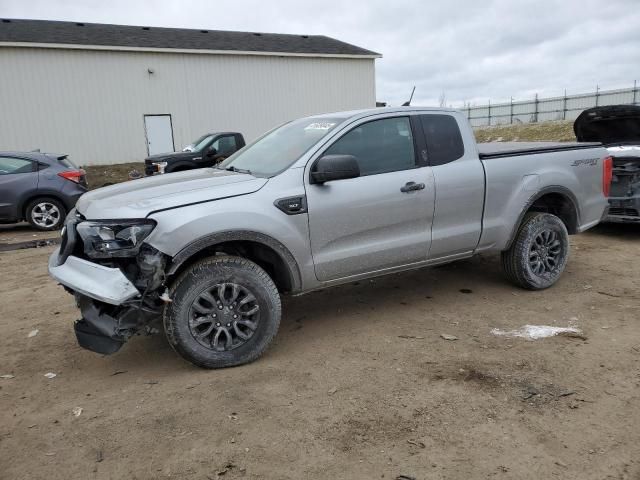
[466,82,640,127]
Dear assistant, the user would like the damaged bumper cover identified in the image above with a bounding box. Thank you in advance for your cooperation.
[606,196,640,223]
[48,246,167,355]
[48,247,140,305]
[73,295,161,355]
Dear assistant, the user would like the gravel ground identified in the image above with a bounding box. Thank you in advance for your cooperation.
[0,223,639,479]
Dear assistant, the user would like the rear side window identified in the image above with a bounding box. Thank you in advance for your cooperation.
[419,114,464,166]
[324,117,416,176]
[0,157,34,175]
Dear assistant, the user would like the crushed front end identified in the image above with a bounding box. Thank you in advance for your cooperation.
[607,147,640,223]
[48,211,169,354]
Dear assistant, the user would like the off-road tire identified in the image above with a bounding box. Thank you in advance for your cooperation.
[25,197,66,231]
[501,212,569,290]
[163,255,281,368]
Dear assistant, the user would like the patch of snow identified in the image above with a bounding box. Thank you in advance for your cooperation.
[44,372,57,379]
[491,324,582,340]
[28,329,39,338]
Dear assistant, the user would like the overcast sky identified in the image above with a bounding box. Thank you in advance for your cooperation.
[1,0,639,106]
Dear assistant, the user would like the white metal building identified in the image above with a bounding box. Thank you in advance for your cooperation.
[0,19,380,165]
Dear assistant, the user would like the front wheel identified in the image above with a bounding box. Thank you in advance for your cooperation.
[163,255,281,368]
[501,212,569,290]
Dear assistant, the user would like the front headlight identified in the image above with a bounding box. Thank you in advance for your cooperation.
[76,219,156,258]
[152,161,168,174]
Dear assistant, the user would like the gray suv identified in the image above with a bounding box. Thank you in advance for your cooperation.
[49,107,609,368]
[0,152,87,230]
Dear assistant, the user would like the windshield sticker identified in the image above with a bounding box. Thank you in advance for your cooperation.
[305,122,336,131]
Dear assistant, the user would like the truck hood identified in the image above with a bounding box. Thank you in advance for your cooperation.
[76,168,267,219]
[145,151,196,163]
[574,105,640,145]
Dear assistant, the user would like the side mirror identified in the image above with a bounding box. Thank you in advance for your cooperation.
[310,155,360,184]
[207,147,218,157]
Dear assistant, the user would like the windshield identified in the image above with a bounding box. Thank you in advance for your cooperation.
[219,117,344,177]
[183,134,214,152]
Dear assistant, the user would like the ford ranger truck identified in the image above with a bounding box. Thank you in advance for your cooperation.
[574,104,640,223]
[48,107,611,368]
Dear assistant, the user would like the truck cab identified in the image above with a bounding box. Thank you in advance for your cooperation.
[145,132,245,175]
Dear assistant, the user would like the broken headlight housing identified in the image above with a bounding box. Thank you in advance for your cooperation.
[76,219,156,258]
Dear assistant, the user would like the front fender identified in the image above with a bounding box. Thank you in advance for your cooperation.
[145,189,315,292]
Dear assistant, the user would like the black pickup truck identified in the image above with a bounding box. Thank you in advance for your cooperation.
[145,132,245,175]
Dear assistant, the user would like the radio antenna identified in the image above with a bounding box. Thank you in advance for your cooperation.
[402,86,416,106]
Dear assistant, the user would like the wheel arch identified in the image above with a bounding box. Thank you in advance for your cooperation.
[166,230,303,294]
[505,186,580,250]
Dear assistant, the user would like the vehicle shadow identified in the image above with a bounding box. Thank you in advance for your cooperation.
[278,254,506,336]
[0,222,60,244]
[0,221,33,232]
[106,254,507,372]
[585,222,640,239]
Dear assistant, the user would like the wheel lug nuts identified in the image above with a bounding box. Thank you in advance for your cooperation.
[226,323,231,327]
[218,306,223,310]
[216,322,221,327]
[213,313,217,317]
[233,314,238,319]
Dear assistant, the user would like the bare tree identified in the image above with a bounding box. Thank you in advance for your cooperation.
[438,91,447,107]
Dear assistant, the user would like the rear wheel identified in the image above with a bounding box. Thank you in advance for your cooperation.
[501,212,569,290]
[163,255,281,368]
[25,197,66,231]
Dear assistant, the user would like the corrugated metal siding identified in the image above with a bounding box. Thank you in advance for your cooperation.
[0,47,376,165]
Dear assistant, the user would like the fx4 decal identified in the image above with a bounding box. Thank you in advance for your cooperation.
[571,158,598,167]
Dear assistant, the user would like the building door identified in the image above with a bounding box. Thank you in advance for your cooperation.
[144,115,174,156]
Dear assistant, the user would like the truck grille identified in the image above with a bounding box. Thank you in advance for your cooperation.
[609,207,639,217]
[58,216,83,264]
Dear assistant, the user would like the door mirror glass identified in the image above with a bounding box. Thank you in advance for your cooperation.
[207,147,218,157]
[310,154,360,184]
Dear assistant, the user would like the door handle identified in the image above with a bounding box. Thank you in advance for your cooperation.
[400,181,425,193]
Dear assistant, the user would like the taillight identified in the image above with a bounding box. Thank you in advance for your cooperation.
[602,156,613,197]
[58,169,86,184]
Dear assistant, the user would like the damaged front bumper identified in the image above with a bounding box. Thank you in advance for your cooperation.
[48,247,141,305]
[48,244,167,355]
[73,294,162,354]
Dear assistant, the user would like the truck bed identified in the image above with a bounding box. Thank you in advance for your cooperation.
[478,141,602,159]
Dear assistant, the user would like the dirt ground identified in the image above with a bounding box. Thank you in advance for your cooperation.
[0,223,639,480]
[83,162,145,189]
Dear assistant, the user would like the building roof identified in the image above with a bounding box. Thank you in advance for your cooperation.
[0,18,381,58]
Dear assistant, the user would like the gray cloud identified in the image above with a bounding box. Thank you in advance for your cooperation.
[1,0,638,107]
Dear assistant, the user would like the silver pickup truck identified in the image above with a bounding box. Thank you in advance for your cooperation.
[48,107,611,368]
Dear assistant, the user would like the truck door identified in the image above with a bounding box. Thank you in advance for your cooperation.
[306,115,435,282]
[417,114,485,258]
